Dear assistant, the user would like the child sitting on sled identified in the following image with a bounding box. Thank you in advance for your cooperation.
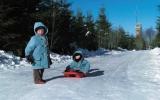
[64,51,90,77]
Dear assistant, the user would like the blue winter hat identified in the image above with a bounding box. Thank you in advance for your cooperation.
[34,22,48,35]
[35,26,46,32]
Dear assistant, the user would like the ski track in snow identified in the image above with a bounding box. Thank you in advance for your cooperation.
[0,50,160,100]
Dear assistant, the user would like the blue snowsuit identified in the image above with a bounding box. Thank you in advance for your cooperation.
[69,51,90,74]
[25,22,50,69]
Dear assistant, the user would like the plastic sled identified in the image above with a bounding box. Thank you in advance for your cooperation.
[64,71,86,78]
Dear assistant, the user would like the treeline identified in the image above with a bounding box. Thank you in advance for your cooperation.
[147,5,160,48]
[154,5,160,47]
[0,0,159,57]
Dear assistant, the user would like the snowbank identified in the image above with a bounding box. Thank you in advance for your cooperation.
[77,48,108,57]
[50,53,71,63]
[77,48,124,57]
[150,47,160,55]
[0,50,22,70]
[149,47,160,82]
[0,48,124,71]
[0,50,72,71]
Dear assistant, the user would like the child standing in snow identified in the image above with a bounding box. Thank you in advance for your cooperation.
[65,51,90,76]
[25,22,51,84]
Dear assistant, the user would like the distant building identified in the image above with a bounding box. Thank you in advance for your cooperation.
[135,22,144,50]
[135,23,142,37]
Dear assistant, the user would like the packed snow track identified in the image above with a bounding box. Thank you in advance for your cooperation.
[0,49,160,100]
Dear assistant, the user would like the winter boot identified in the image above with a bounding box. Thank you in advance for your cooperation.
[34,80,46,84]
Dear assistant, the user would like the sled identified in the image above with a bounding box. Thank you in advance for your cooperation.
[64,71,86,78]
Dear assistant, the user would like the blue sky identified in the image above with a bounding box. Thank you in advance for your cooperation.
[68,0,160,35]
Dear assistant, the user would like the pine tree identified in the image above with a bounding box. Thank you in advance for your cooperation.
[127,35,135,50]
[72,9,86,48]
[157,5,160,34]
[154,5,160,47]
[110,27,135,50]
[84,12,98,50]
[0,0,40,56]
[116,27,128,49]
[135,34,145,50]
[37,0,75,54]
[96,7,111,49]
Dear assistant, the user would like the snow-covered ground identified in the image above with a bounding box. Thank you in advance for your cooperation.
[0,48,160,100]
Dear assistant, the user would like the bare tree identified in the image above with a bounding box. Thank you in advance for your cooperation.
[144,27,156,49]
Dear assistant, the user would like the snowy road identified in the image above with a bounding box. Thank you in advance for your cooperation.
[0,49,160,100]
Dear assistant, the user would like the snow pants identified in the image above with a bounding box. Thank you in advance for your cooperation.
[33,69,44,82]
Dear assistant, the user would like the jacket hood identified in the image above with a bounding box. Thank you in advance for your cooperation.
[73,51,84,61]
[34,22,48,35]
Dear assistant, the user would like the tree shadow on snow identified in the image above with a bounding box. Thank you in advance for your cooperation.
[45,75,64,82]
[87,69,104,77]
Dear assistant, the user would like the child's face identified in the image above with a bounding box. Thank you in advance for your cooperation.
[75,55,81,60]
[37,29,45,36]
